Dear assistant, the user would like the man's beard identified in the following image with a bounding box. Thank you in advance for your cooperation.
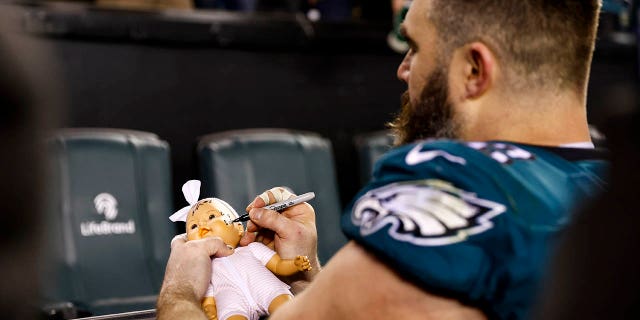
[388,67,460,146]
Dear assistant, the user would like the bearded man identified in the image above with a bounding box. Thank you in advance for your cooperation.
[158,1,608,319]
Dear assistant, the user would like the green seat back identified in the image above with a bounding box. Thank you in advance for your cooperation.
[43,129,174,315]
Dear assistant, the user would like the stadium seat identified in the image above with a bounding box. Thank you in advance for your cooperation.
[197,129,346,263]
[354,130,394,186]
[42,128,174,317]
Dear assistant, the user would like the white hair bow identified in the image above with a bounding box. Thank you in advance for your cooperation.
[169,180,201,222]
[168,180,239,222]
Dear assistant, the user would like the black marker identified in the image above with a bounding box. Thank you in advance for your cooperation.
[233,192,315,222]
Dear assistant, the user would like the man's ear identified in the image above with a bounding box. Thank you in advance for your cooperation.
[462,42,495,99]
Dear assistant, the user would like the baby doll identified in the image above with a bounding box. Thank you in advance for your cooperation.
[169,180,311,320]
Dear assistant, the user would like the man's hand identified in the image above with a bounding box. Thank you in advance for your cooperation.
[240,187,321,292]
[157,235,233,320]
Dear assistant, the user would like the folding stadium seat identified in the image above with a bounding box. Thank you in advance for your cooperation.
[354,130,394,186]
[197,129,346,264]
[41,129,175,317]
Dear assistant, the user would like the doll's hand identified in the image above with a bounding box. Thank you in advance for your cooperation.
[294,255,312,272]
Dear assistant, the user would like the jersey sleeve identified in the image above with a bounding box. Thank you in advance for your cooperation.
[342,140,510,306]
[247,242,277,266]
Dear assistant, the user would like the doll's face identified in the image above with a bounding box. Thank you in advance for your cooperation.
[185,200,244,248]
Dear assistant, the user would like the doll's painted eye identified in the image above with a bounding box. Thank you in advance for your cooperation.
[209,215,215,220]
[190,224,197,230]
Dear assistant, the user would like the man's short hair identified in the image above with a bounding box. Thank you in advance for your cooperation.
[428,0,601,92]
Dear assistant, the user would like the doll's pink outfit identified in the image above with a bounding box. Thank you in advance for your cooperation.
[205,242,293,320]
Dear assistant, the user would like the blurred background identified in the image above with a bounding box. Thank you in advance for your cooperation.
[13,0,409,209]
[5,0,637,208]
[0,0,638,318]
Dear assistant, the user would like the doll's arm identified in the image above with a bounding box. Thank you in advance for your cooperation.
[266,254,312,276]
[201,296,217,320]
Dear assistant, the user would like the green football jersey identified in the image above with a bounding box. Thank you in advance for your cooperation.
[342,140,608,319]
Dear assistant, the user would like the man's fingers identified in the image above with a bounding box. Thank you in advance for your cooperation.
[245,220,259,233]
[249,207,292,238]
[188,236,234,257]
[239,230,258,246]
[246,196,266,212]
[240,221,260,246]
[170,233,187,249]
[246,187,296,212]
[171,234,233,258]
[266,187,295,203]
